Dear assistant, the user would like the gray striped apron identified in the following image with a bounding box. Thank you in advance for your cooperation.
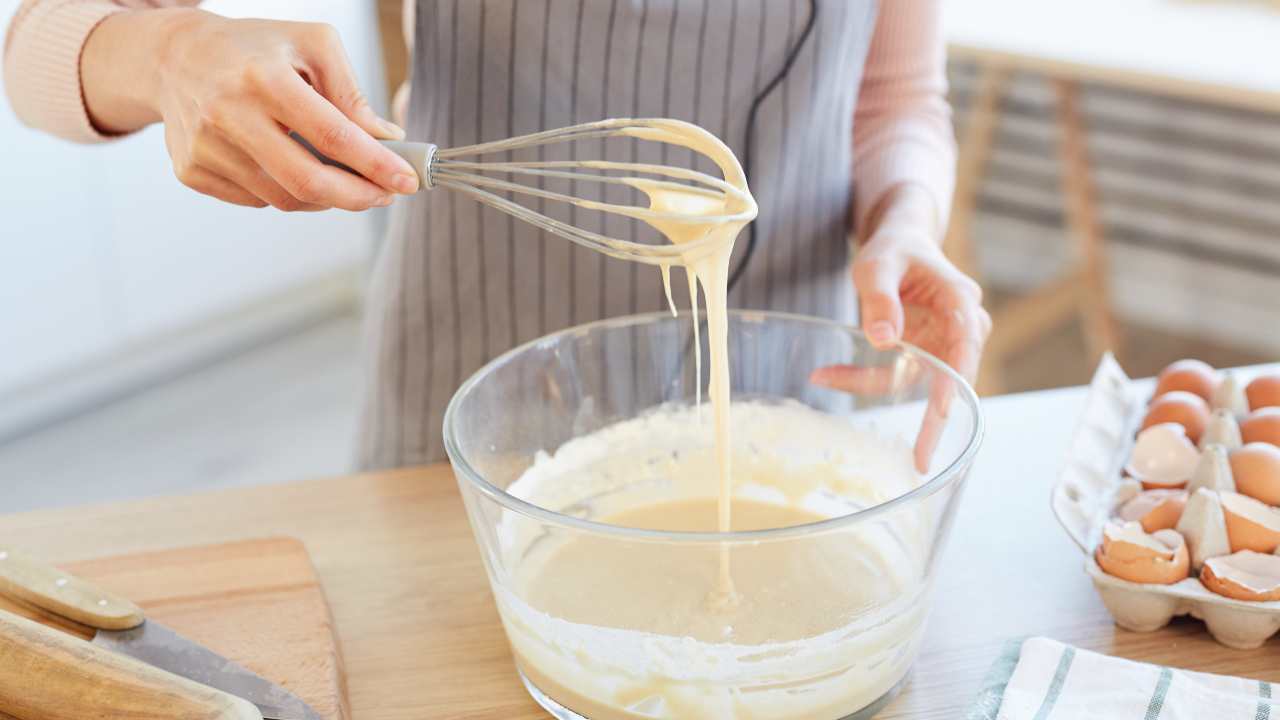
[357,0,878,469]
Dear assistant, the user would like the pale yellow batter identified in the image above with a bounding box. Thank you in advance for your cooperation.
[500,122,925,719]
[524,498,893,645]
[500,401,929,720]
[622,119,754,602]
[516,497,910,720]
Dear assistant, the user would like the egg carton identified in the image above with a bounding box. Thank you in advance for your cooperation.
[1051,353,1280,649]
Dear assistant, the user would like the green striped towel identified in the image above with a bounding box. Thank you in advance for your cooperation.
[966,637,1276,719]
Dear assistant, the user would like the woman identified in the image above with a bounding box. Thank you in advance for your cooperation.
[5,0,989,469]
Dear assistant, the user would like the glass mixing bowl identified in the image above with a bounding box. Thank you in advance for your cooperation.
[444,310,982,720]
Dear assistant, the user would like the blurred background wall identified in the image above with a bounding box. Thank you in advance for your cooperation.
[944,0,1280,394]
[0,1,388,443]
[950,64,1280,390]
[1,0,1278,510]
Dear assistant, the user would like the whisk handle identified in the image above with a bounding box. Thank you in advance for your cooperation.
[289,131,437,190]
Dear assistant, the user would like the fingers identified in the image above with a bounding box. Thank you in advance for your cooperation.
[852,254,907,349]
[809,358,938,472]
[812,358,952,474]
[265,72,418,197]
[227,111,395,212]
[915,274,989,472]
[913,391,948,473]
[809,365,898,396]
[190,127,324,212]
[942,279,991,386]
[175,165,267,208]
[294,23,406,141]
[167,123,266,208]
[275,27,418,194]
[158,16,413,211]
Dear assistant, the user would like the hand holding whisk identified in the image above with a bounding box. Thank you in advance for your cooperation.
[295,118,757,265]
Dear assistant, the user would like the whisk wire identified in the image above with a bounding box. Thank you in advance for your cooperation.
[438,160,737,197]
[438,180,721,265]
[423,118,755,264]
[433,168,736,223]
[433,119,648,159]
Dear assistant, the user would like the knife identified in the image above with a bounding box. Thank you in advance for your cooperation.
[0,546,321,720]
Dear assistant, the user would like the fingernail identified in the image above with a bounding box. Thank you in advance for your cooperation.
[375,194,394,207]
[377,118,406,140]
[392,172,419,194]
[867,321,896,345]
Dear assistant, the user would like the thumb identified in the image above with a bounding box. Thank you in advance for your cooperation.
[852,254,906,349]
[298,23,405,141]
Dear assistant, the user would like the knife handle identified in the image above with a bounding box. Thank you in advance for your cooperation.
[0,609,262,720]
[0,547,143,631]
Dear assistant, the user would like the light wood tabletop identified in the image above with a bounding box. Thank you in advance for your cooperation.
[2,377,1279,719]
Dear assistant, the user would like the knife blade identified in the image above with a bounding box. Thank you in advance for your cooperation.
[0,607,263,720]
[94,622,321,720]
[0,546,321,720]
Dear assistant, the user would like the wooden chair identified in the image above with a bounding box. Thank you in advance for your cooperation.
[944,61,1121,395]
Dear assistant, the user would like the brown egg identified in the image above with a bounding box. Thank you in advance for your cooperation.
[1201,551,1280,602]
[1154,359,1218,404]
[1220,491,1280,554]
[1241,407,1280,447]
[1142,391,1211,444]
[1246,374,1280,411]
[1230,443,1280,506]
[1118,490,1187,533]
[1095,522,1190,585]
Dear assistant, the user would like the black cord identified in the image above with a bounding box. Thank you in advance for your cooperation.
[726,0,820,295]
[668,0,821,395]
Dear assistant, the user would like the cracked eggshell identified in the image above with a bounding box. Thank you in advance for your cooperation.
[1142,391,1211,444]
[1118,490,1187,533]
[1221,491,1280,554]
[1096,522,1190,585]
[1246,374,1280,411]
[1126,422,1199,490]
[1241,407,1280,447]
[1230,443,1280,506]
[1199,410,1243,451]
[1114,478,1143,507]
[1213,372,1251,417]
[1187,444,1236,495]
[1201,551,1280,602]
[1154,359,1218,404]
[1176,488,1231,571]
[1060,357,1280,649]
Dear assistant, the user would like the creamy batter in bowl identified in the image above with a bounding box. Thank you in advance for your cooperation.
[444,311,982,720]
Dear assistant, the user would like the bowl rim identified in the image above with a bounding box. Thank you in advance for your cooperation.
[443,309,984,543]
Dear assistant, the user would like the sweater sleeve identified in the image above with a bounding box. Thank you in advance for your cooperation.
[3,0,200,143]
[852,0,956,237]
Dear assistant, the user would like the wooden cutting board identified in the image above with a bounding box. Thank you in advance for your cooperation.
[0,537,348,720]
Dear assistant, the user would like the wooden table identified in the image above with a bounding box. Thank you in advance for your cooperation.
[3,380,1279,719]
[943,0,1280,395]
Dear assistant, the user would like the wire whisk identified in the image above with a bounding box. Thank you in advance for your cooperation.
[299,118,757,265]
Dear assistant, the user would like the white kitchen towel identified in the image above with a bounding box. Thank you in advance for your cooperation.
[968,637,1277,720]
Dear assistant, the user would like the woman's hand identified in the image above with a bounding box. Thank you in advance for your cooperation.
[82,9,418,211]
[811,185,991,471]
[849,225,990,385]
